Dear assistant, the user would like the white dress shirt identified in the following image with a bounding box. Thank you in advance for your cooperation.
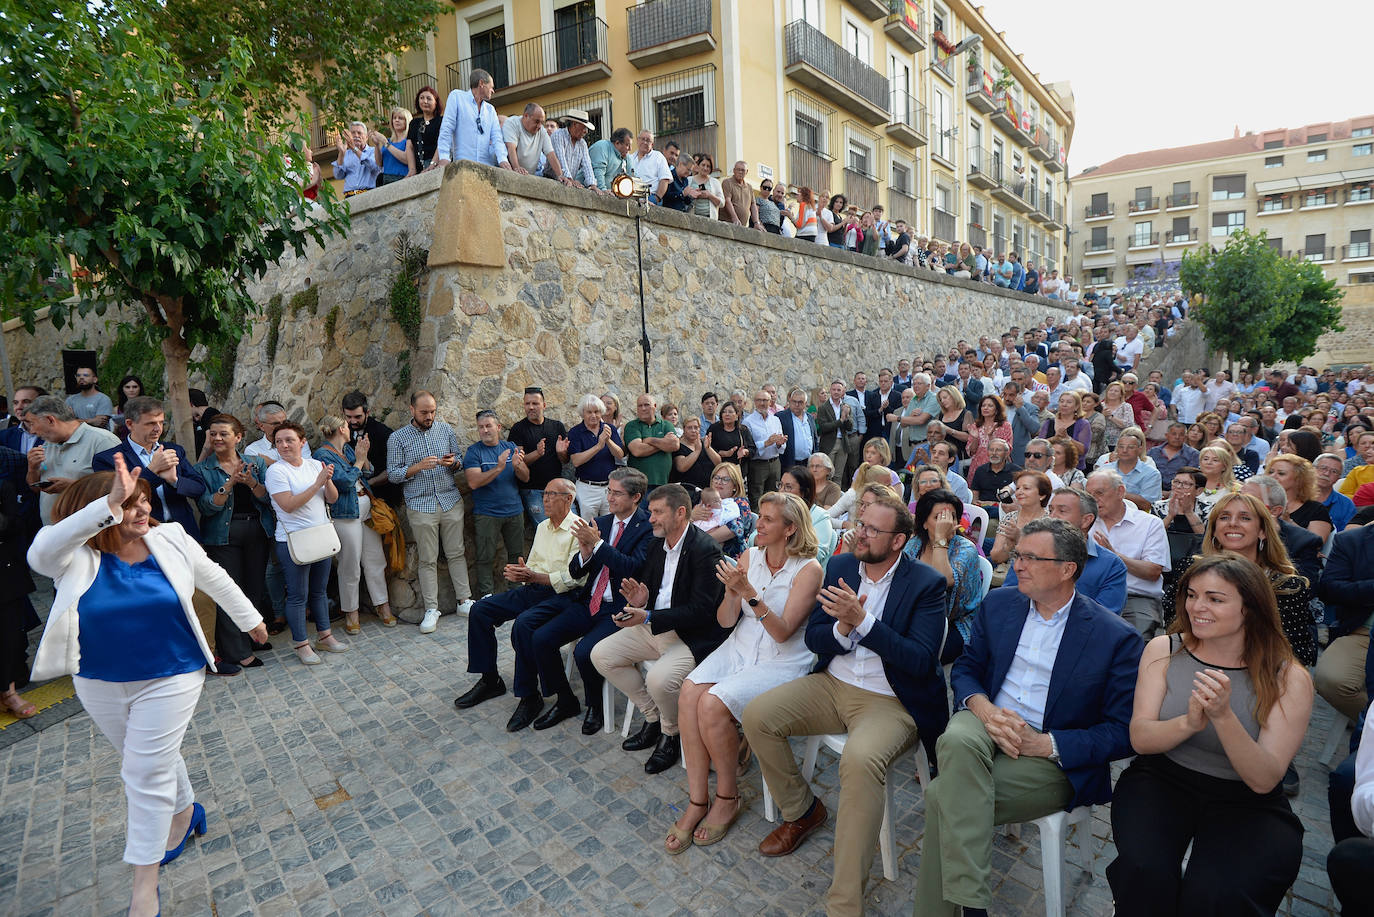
[244,436,311,463]
[826,560,898,697]
[654,526,687,611]
[1090,503,1170,596]
[128,440,172,521]
[742,410,785,460]
[789,409,813,459]
[990,594,1074,730]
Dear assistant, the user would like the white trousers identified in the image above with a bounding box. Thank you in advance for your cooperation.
[74,670,205,865]
[333,495,388,609]
[575,481,609,519]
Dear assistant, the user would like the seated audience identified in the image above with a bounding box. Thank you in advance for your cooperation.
[1086,470,1170,637]
[1003,487,1129,616]
[906,489,982,653]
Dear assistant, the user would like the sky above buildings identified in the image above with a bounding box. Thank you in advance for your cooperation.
[974,0,1368,173]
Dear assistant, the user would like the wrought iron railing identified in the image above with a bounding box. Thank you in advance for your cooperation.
[627,0,712,52]
[783,20,888,112]
[446,18,609,94]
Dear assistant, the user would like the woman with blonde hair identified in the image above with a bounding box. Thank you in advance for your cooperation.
[1080,390,1109,466]
[1265,453,1332,541]
[373,107,416,185]
[668,492,822,853]
[1038,390,1091,468]
[935,386,972,459]
[1196,444,1241,511]
[1162,491,1315,665]
[849,436,901,490]
[1108,553,1312,915]
[1101,381,1135,451]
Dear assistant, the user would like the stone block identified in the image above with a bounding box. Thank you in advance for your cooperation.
[429,164,505,270]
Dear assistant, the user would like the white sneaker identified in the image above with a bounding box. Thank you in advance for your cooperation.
[420,608,441,634]
[456,599,475,617]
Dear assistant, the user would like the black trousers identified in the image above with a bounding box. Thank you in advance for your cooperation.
[205,518,271,662]
[1328,836,1374,916]
[1107,755,1303,917]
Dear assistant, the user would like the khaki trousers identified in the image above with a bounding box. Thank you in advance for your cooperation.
[1315,627,1370,723]
[590,623,693,735]
[913,710,1073,916]
[740,672,917,917]
[408,500,472,611]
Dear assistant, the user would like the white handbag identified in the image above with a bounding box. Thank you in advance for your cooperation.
[286,522,341,565]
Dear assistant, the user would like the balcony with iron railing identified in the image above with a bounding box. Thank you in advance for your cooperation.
[1083,237,1116,256]
[930,206,956,242]
[1028,127,1051,163]
[1301,191,1338,210]
[991,168,1030,212]
[851,0,890,20]
[966,222,987,248]
[1296,246,1336,263]
[626,0,715,67]
[1128,196,1160,215]
[989,90,1018,135]
[1128,232,1160,250]
[928,118,956,169]
[883,0,926,53]
[965,62,996,113]
[1166,228,1200,245]
[1166,191,1199,209]
[1043,135,1064,173]
[1257,194,1293,215]
[887,90,927,147]
[1084,202,1115,221]
[887,187,918,221]
[1345,242,1372,260]
[1348,185,1373,205]
[783,20,890,125]
[966,146,997,190]
[844,167,881,211]
[1043,199,1064,230]
[445,18,611,104]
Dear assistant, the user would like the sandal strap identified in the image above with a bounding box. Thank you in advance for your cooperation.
[689,798,709,807]
[714,793,740,802]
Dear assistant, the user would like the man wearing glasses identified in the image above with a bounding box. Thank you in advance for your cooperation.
[743,490,948,917]
[431,68,512,171]
[755,179,782,234]
[914,517,1142,917]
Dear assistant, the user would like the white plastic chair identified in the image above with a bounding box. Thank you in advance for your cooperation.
[1007,806,1098,917]
[560,648,616,734]
[976,554,995,600]
[965,503,990,549]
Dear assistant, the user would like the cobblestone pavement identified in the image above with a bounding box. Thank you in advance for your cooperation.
[1,606,1346,917]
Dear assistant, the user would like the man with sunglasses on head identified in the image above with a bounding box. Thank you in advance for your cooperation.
[431,68,512,171]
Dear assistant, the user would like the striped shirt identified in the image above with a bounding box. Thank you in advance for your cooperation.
[546,127,595,187]
[386,420,464,513]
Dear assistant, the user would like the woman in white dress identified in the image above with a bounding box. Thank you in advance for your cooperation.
[665,492,823,854]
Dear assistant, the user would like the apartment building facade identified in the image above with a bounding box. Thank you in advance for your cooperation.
[1069,116,1374,299]
[330,0,1075,273]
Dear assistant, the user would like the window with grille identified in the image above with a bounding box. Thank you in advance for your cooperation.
[794,114,821,154]
[892,162,912,195]
[656,91,705,134]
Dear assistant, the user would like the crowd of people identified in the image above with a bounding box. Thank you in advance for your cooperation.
[4,280,1373,917]
[323,69,1097,307]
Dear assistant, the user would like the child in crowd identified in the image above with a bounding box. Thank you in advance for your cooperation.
[693,488,740,533]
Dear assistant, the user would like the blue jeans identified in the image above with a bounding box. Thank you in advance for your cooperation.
[275,541,333,644]
[521,489,547,526]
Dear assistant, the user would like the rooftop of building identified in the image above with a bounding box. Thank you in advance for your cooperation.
[1072,114,1374,180]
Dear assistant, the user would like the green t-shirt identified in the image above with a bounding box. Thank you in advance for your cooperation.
[625,418,676,485]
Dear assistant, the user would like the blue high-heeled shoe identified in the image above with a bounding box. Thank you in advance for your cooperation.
[160,802,206,865]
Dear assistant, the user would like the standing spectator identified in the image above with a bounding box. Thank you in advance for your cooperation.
[373,108,415,186]
[23,395,120,524]
[568,394,626,519]
[333,121,380,196]
[341,391,397,505]
[1087,470,1170,637]
[588,127,632,190]
[266,421,345,665]
[111,375,146,438]
[93,397,207,537]
[670,415,714,491]
[819,194,847,248]
[27,457,266,917]
[886,218,911,262]
[816,380,855,481]
[502,103,563,178]
[66,365,114,428]
[0,469,37,717]
[188,388,219,458]
[756,178,782,234]
[777,388,819,472]
[242,401,308,463]
[406,85,442,172]
[1108,554,1311,916]
[508,387,568,526]
[386,391,475,633]
[742,390,787,509]
[627,129,671,203]
[793,187,820,242]
[432,69,510,170]
[684,154,723,219]
[195,414,276,663]
[463,411,529,601]
[545,109,597,188]
[316,416,392,634]
[718,161,760,229]
[624,394,680,488]
[1,385,45,452]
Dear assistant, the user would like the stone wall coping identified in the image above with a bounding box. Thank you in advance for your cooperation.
[356,158,1073,316]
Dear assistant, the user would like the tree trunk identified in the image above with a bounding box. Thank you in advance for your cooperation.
[157,295,196,453]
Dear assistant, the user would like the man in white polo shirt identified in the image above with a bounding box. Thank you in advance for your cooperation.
[627,129,672,204]
[1085,469,1169,638]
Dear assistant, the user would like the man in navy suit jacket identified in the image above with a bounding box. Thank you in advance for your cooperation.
[743,490,947,917]
[914,517,1142,917]
[92,396,205,539]
[511,467,655,735]
[776,388,820,471]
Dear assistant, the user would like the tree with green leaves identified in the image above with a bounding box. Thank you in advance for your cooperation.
[1179,230,1343,371]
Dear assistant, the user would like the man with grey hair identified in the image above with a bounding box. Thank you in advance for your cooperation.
[627,129,671,204]
[433,68,511,170]
[1085,469,1169,637]
[1241,475,1323,586]
[503,103,566,178]
[1020,438,1066,490]
[333,120,381,195]
[21,394,120,523]
[1003,488,1128,614]
[892,372,939,459]
[1100,426,1161,503]
[244,401,310,463]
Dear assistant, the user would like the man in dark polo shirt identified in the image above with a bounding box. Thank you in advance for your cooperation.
[509,387,569,526]
[970,439,1020,514]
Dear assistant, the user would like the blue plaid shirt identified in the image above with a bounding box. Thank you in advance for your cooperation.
[386,420,464,513]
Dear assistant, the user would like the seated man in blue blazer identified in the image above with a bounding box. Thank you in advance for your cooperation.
[92,396,206,539]
[914,516,1143,917]
[743,489,948,917]
[777,387,820,471]
[1001,487,1128,615]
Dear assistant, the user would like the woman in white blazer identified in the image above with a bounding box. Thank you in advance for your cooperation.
[28,455,265,917]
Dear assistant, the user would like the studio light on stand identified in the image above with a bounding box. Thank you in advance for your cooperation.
[612,171,653,395]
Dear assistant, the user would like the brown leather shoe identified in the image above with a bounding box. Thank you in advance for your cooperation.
[758,798,827,857]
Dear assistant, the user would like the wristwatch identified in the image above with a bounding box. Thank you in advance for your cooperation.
[933,539,950,549]
[216,486,228,496]
[746,596,761,607]
[1048,733,1061,764]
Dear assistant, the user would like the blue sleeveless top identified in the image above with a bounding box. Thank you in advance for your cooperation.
[77,552,205,681]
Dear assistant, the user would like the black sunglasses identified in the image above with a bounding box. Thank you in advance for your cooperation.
[475,99,484,135]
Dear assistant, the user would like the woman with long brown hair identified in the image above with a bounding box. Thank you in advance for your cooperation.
[1162,492,1315,665]
[1108,553,1312,916]
[965,394,1012,480]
